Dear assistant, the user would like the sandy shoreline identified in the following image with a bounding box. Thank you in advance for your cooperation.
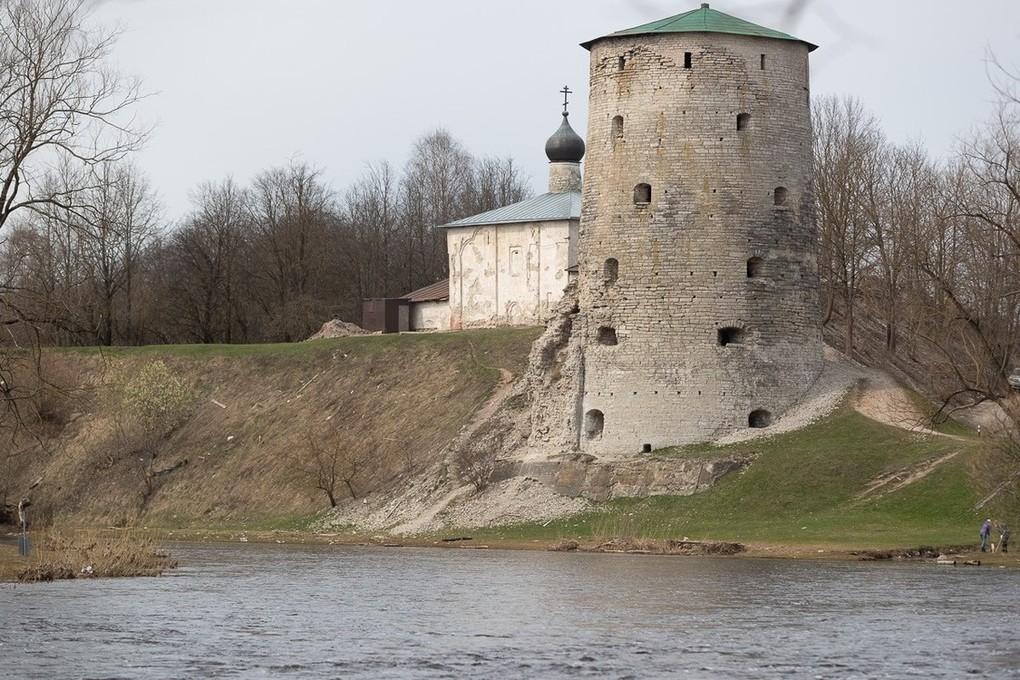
[3,529,1017,583]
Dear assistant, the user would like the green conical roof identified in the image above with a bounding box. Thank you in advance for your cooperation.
[581,3,817,51]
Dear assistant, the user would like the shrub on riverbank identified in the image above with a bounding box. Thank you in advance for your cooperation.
[14,531,177,582]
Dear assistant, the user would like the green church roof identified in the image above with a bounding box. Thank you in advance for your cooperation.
[581,3,817,52]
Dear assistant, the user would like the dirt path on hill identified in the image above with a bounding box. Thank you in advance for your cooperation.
[853,450,961,503]
[854,370,942,436]
[716,347,954,446]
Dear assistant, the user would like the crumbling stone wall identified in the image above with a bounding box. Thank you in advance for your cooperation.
[525,283,583,456]
[575,32,824,454]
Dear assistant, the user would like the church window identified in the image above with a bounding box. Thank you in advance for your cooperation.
[604,258,619,284]
[749,409,772,428]
[746,256,764,278]
[737,113,750,131]
[584,410,605,439]
[774,186,788,206]
[509,246,523,275]
[634,183,651,205]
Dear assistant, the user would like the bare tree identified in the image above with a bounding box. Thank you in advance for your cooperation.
[0,0,147,233]
[451,442,496,492]
[864,142,939,353]
[929,100,1020,405]
[298,435,366,507]
[466,154,531,216]
[164,178,249,343]
[397,129,532,295]
[72,162,162,345]
[0,159,99,345]
[247,161,340,341]
[813,94,884,357]
[400,128,475,291]
[987,48,1020,108]
[339,160,402,303]
[0,0,147,431]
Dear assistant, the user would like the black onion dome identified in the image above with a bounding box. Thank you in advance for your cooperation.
[545,112,585,162]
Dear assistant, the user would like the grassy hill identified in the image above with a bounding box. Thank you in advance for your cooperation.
[1,329,539,529]
[471,404,993,551]
[1,327,1013,558]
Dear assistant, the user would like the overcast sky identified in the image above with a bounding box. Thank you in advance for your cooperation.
[89,0,1020,219]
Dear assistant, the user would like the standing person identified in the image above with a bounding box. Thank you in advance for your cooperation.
[997,522,1010,554]
[980,518,992,552]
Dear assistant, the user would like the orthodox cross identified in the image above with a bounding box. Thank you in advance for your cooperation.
[560,85,572,114]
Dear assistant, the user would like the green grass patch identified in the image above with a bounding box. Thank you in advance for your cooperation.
[53,327,540,360]
[466,404,983,549]
[52,327,542,385]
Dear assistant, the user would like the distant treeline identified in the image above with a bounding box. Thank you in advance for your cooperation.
[2,0,1019,416]
[1,128,530,345]
[814,87,1020,406]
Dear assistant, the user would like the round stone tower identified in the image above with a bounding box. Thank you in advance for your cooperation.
[575,4,823,453]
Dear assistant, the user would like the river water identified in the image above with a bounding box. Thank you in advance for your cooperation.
[1,542,1018,678]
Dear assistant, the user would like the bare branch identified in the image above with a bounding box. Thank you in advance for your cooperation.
[0,0,150,233]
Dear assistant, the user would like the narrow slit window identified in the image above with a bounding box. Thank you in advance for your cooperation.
[611,115,624,140]
[746,257,764,278]
[604,257,619,284]
[774,187,788,206]
[684,52,692,69]
[584,410,605,440]
[760,54,766,70]
[736,113,750,131]
[618,56,625,71]
[634,183,651,205]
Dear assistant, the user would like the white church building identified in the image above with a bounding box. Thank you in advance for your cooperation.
[369,103,585,333]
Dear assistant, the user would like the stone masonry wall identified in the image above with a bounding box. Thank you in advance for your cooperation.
[576,33,824,454]
[548,161,583,193]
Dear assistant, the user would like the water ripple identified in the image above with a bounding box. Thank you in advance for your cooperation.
[1,544,1018,678]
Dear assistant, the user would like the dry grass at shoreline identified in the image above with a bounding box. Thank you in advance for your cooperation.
[1,530,177,582]
[121,528,1020,567]
[5,528,1016,581]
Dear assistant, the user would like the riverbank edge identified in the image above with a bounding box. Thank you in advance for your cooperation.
[7,528,1015,569]
[5,528,1017,582]
[185,531,1020,565]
